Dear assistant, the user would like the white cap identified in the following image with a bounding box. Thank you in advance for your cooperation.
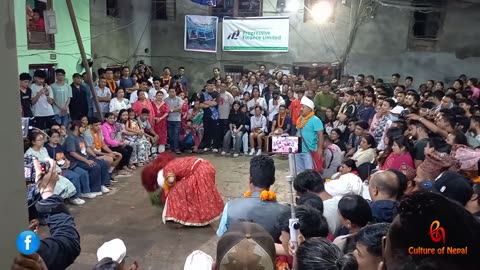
[300,96,315,110]
[97,238,127,263]
[184,250,214,270]
[390,106,404,115]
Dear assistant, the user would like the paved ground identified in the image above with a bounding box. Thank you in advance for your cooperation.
[54,154,292,269]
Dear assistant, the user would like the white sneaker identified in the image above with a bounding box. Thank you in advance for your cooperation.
[101,185,110,194]
[221,151,226,156]
[203,148,210,152]
[70,198,85,205]
[92,191,103,196]
[233,153,239,158]
[80,193,97,199]
[256,149,262,156]
[249,149,255,156]
[212,148,219,153]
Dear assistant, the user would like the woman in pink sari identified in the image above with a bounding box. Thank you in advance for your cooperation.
[379,135,415,180]
[151,91,169,153]
[132,90,154,125]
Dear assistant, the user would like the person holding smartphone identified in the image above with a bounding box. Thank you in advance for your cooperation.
[30,70,55,130]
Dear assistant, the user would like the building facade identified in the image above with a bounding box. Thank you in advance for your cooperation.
[15,0,91,82]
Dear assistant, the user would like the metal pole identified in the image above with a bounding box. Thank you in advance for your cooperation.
[66,0,103,121]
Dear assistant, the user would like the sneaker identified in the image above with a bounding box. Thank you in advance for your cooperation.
[256,149,262,156]
[80,193,97,199]
[114,173,132,178]
[101,185,110,194]
[203,148,210,152]
[243,152,248,156]
[92,191,103,196]
[233,153,239,158]
[212,148,219,153]
[69,198,85,205]
[110,178,118,183]
[221,151,226,156]
[249,149,255,156]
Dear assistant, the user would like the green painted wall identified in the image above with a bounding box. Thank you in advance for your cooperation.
[15,0,91,79]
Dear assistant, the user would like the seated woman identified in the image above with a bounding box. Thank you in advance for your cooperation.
[101,113,134,172]
[83,117,129,178]
[351,134,377,167]
[45,129,98,201]
[109,88,131,117]
[447,130,480,177]
[25,131,77,203]
[141,153,225,226]
[416,137,459,183]
[222,101,247,157]
[65,121,111,194]
[326,159,363,197]
[248,105,268,156]
[126,108,152,166]
[330,128,347,153]
[333,195,372,254]
[116,109,147,168]
[378,135,415,181]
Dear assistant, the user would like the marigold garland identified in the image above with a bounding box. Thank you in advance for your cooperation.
[296,111,315,129]
[243,190,277,201]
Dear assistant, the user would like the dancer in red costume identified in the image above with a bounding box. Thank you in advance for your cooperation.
[141,152,225,226]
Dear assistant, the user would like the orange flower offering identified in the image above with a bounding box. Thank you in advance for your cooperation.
[243,190,277,201]
[296,111,315,129]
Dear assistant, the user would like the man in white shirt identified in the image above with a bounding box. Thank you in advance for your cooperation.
[31,70,55,130]
[149,76,167,101]
[94,77,112,117]
[129,80,149,103]
[51,69,72,127]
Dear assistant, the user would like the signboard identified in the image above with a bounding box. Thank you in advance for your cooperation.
[222,16,289,52]
[184,15,218,53]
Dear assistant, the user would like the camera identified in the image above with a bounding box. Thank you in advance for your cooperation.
[24,156,50,184]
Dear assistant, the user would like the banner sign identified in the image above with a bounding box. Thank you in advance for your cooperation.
[184,15,218,53]
[222,16,289,52]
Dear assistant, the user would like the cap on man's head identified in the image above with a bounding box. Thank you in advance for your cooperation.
[434,171,473,206]
[216,222,275,270]
[390,106,404,115]
[97,238,127,263]
[300,96,314,110]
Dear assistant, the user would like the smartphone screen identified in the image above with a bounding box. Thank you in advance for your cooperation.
[269,136,302,154]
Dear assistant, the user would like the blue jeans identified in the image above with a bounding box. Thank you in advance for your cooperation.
[63,167,91,198]
[54,114,70,127]
[294,153,313,174]
[167,121,181,151]
[76,157,110,192]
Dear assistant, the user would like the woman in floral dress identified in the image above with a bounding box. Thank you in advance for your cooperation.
[187,100,204,153]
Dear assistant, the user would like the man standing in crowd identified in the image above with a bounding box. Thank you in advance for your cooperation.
[69,72,89,121]
[105,68,118,95]
[296,96,324,173]
[81,72,94,118]
[165,88,183,154]
[314,81,338,121]
[31,70,55,130]
[19,73,33,118]
[51,69,72,127]
[218,81,234,139]
[119,66,136,99]
[177,66,188,90]
[200,79,221,153]
[94,77,112,118]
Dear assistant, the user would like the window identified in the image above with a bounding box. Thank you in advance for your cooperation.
[211,0,262,18]
[26,0,55,50]
[412,11,443,39]
[224,65,244,84]
[408,1,445,51]
[106,0,119,17]
[152,0,176,21]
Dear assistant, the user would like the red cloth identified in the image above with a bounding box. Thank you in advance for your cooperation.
[132,99,155,126]
[151,101,169,145]
[162,157,224,226]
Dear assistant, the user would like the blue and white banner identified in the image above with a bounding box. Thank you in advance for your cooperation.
[184,15,218,53]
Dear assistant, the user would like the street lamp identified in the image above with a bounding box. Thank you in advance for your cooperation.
[311,1,334,23]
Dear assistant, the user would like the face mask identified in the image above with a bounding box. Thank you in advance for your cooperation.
[389,115,398,122]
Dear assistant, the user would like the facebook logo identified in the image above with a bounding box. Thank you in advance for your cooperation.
[16,231,40,255]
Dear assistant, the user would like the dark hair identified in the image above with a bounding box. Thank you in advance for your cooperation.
[106,112,116,119]
[69,120,83,131]
[249,156,275,188]
[296,238,345,270]
[383,98,396,109]
[92,257,122,270]
[19,72,32,81]
[141,108,150,115]
[278,206,329,238]
[378,127,404,165]
[440,112,456,128]
[296,193,324,214]
[28,131,44,146]
[454,79,464,88]
[338,195,372,227]
[355,223,390,257]
[90,117,101,124]
[392,73,401,78]
[433,90,445,101]
[420,101,435,110]
[33,70,47,79]
[392,135,411,153]
[355,121,369,130]
[293,170,325,194]
[206,79,215,85]
[455,115,470,133]
[407,92,420,104]
[428,136,450,153]
[364,93,376,103]
[449,130,468,145]
[343,159,358,172]
[361,134,377,148]
[117,109,128,123]
[387,192,480,270]
[47,129,60,138]
[405,76,413,81]
[330,128,342,137]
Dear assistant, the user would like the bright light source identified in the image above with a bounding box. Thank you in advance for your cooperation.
[311,1,334,23]
[286,1,299,12]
